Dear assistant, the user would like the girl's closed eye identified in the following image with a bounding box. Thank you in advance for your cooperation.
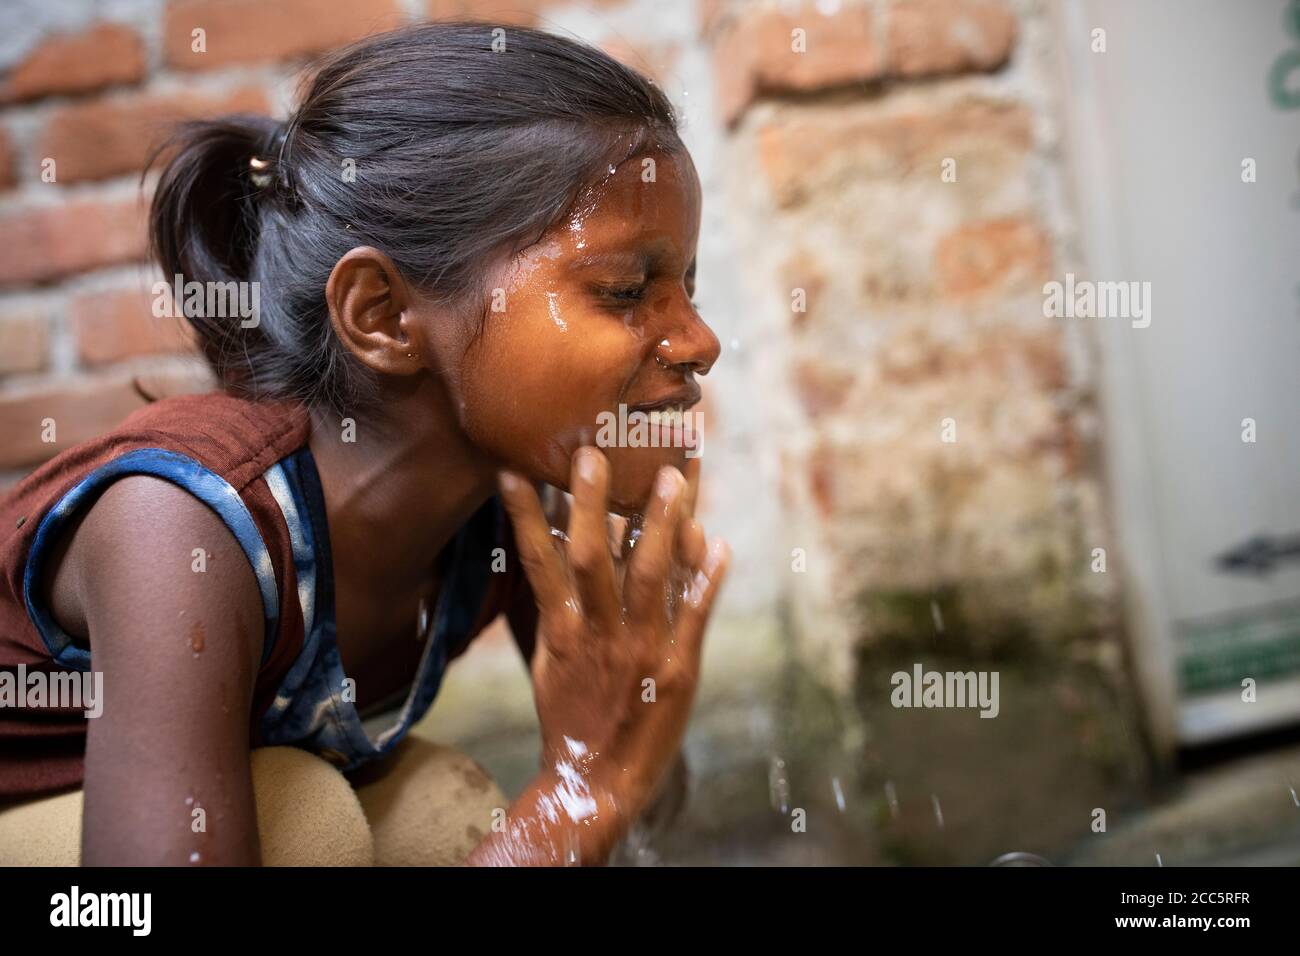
[595,282,649,305]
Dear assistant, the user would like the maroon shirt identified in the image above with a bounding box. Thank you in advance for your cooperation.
[0,389,526,798]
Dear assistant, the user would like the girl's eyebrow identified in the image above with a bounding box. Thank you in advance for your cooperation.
[574,249,653,273]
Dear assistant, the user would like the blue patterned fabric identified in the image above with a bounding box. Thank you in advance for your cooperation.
[23,443,505,772]
[253,445,501,770]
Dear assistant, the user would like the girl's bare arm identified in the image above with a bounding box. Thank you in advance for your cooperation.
[69,475,265,865]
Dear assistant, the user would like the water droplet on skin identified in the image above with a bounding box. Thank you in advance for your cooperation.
[189,851,201,864]
[184,795,194,807]
[549,526,570,543]
[545,291,567,331]
[607,164,617,175]
[768,755,790,815]
[189,620,205,656]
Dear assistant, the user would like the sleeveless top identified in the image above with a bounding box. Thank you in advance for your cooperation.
[0,390,527,798]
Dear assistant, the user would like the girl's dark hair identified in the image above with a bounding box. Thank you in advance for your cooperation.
[147,21,682,414]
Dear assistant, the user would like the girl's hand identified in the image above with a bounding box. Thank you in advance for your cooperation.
[497,447,729,823]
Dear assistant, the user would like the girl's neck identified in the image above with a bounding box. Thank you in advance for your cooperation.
[305,377,499,599]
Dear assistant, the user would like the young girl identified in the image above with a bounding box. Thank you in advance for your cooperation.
[0,21,728,866]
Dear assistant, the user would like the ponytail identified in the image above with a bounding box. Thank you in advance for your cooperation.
[145,115,285,395]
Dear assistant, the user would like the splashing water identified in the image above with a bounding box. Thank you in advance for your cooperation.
[748,706,774,745]
[989,851,1053,867]
[831,776,846,813]
[768,755,791,815]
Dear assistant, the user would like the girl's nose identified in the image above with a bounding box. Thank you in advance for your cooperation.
[654,304,721,375]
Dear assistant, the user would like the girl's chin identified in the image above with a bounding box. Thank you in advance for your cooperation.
[605,446,694,515]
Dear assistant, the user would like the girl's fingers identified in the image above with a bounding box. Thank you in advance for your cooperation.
[681,456,701,519]
[567,447,619,627]
[624,466,686,630]
[608,513,629,561]
[677,516,707,571]
[674,456,703,571]
[679,537,731,664]
[497,470,571,619]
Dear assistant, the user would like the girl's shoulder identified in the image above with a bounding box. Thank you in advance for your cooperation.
[0,388,313,797]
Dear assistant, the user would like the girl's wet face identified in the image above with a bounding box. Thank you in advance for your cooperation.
[455,147,720,515]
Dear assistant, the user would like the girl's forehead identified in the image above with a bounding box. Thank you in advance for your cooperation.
[564,149,701,251]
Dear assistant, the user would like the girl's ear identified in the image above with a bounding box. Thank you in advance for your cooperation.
[325,246,422,376]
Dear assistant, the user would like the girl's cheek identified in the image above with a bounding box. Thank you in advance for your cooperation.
[453,311,590,470]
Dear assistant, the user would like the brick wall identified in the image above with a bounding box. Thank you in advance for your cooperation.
[707,0,1121,683]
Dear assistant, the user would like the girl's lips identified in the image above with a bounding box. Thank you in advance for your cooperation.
[630,386,701,412]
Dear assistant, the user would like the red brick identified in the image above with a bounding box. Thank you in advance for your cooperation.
[934,217,1051,298]
[0,24,146,104]
[877,321,1064,392]
[127,364,218,402]
[0,199,149,288]
[602,39,682,90]
[0,127,14,192]
[782,250,828,329]
[38,86,269,185]
[0,377,150,469]
[713,3,881,127]
[425,0,624,26]
[757,99,1032,207]
[426,0,547,25]
[794,361,855,419]
[885,0,1017,78]
[808,443,836,519]
[164,0,404,71]
[70,286,199,366]
[0,312,50,375]
[698,0,729,39]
